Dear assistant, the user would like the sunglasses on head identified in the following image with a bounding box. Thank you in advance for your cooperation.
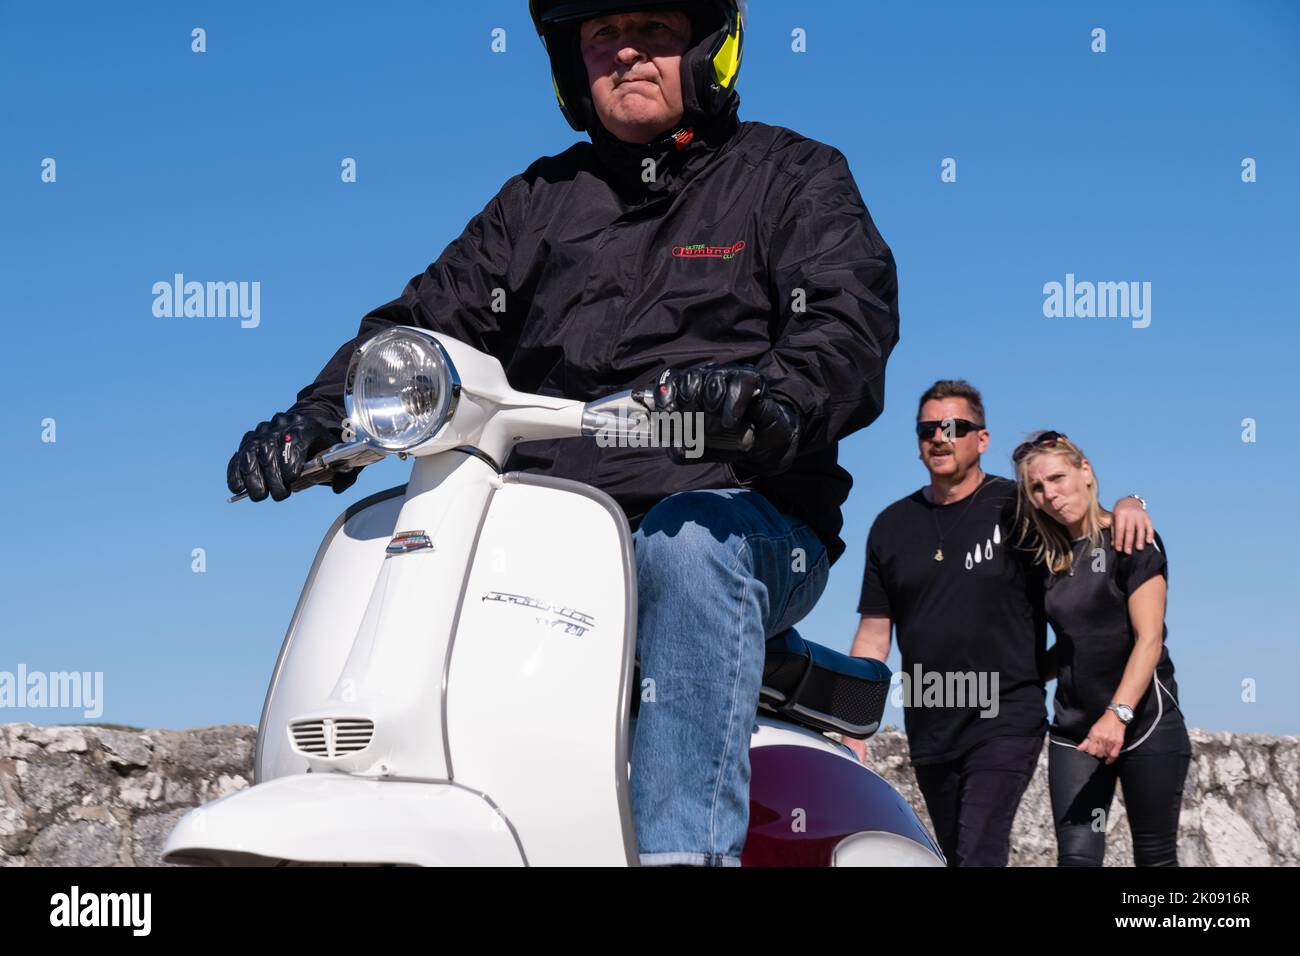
[1012,430,1068,463]
[915,419,984,440]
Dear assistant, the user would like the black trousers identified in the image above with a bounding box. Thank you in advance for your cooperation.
[913,734,1044,867]
[1048,710,1191,866]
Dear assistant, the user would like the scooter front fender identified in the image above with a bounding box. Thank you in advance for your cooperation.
[161,773,525,867]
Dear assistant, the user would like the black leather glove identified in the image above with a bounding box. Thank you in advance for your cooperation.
[653,363,802,475]
[226,409,359,502]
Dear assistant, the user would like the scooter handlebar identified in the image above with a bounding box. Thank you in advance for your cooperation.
[230,383,758,503]
[631,385,758,453]
[581,388,756,453]
[227,439,386,503]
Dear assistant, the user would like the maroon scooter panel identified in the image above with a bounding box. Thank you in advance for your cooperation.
[743,745,942,866]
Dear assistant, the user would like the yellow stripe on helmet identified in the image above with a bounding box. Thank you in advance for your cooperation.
[711,11,743,89]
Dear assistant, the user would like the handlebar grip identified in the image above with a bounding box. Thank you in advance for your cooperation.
[702,425,756,454]
[630,386,758,454]
[227,440,383,503]
[226,456,331,503]
[287,459,332,493]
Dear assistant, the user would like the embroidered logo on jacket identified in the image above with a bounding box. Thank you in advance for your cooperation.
[671,240,746,260]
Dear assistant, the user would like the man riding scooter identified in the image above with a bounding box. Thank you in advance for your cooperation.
[227,0,899,866]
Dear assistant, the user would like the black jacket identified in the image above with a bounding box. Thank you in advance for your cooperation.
[288,108,900,564]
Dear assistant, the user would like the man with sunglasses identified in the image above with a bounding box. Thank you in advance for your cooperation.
[845,380,1155,866]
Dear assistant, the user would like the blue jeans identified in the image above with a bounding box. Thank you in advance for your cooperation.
[628,488,830,866]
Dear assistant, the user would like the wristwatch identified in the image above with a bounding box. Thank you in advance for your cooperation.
[1107,703,1134,724]
[1126,494,1147,511]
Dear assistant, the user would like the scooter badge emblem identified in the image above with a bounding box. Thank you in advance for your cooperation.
[386,530,433,554]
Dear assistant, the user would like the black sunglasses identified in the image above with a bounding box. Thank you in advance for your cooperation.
[1012,430,1068,463]
[915,419,984,440]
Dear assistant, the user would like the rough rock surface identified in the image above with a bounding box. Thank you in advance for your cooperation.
[1,723,1294,866]
[0,724,253,867]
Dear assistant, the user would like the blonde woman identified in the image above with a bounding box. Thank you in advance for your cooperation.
[1013,431,1189,866]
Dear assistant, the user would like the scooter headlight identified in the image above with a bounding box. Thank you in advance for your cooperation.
[344,327,460,451]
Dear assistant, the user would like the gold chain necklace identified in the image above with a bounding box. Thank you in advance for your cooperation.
[928,474,989,562]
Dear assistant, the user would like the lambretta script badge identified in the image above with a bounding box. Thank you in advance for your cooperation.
[482,591,595,637]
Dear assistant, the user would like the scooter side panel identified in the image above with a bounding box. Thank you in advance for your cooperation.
[255,486,407,783]
[743,742,946,866]
[444,473,637,867]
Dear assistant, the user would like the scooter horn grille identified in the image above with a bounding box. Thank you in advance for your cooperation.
[289,718,375,759]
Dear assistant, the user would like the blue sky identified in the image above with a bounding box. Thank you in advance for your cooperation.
[1,1,1296,735]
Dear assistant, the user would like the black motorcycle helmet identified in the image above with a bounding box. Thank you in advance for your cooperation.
[529,0,745,133]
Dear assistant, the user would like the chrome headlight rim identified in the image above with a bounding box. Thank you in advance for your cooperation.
[343,327,461,452]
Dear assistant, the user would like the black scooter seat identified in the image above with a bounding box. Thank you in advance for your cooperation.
[629,631,891,741]
[758,630,891,740]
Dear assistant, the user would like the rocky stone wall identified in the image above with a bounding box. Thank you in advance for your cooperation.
[1,723,1294,866]
[862,727,1299,867]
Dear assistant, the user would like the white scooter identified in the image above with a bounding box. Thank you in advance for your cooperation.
[163,327,944,866]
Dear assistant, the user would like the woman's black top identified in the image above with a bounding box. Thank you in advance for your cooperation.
[1044,528,1181,745]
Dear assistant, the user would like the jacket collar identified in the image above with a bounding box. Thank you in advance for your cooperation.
[588,103,740,206]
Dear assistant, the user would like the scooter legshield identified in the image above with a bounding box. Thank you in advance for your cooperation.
[167,472,636,866]
[442,472,638,866]
[254,485,409,784]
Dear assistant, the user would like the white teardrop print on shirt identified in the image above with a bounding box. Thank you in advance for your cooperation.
[966,551,974,569]
[993,524,1002,544]
[985,540,993,560]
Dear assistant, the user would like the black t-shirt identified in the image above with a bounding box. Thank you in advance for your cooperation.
[1045,528,1180,745]
[858,474,1048,765]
